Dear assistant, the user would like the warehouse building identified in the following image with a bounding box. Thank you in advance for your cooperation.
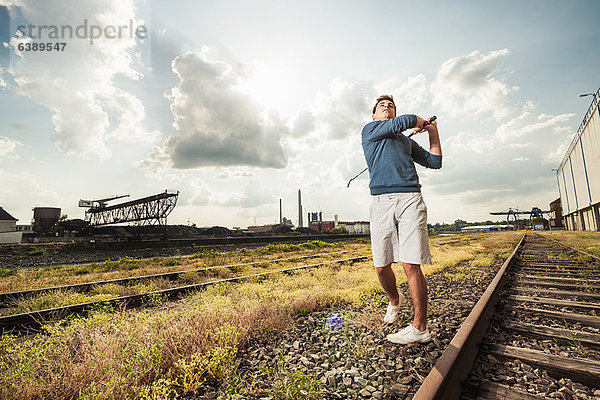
[555,89,600,231]
[0,207,23,244]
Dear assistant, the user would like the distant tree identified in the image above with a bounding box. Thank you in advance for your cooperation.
[325,226,348,234]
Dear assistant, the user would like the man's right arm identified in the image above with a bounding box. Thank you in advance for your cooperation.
[362,114,419,142]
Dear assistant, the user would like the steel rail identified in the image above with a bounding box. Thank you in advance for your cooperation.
[0,249,362,306]
[0,255,368,333]
[414,232,600,399]
[412,233,526,400]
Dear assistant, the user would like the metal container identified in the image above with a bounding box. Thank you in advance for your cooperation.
[33,207,61,231]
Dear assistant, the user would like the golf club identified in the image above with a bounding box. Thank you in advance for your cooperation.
[346,116,437,188]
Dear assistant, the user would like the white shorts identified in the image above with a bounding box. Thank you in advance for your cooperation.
[369,192,431,267]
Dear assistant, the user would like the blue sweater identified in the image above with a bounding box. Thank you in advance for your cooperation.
[361,114,442,195]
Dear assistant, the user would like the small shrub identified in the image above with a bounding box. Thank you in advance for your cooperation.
[103,257,141,272]
[73,266,92,275]
[236,248,252,256]
[162,259,181,267]
[0,267,18,278]
[144,291,165,307]
[179,271,201,284]
[138,378,178,400]
[265,358,323,400]
[584,247,600,257]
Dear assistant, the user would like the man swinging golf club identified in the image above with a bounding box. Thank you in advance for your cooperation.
[362,95,442,344]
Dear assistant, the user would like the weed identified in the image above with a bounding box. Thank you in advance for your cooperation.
[584,247,600,257]
[179,271,201,284]
[235,248,252,256]
[0,267,18,278]
[8,290,116,315]
[263,358,323,400]
[0,233,528,400]
[73,266,92,275]
[144,292,166,307]
[138,378,179,400]
[103,256,142,271]
[162,258,182,267]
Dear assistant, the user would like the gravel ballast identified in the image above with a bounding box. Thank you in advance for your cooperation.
[192,259,501,400]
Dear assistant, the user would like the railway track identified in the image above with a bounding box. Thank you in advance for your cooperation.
[0,249,361,306]
[0,251,369,333]
[1,234,369,270]
[414,233,600,400]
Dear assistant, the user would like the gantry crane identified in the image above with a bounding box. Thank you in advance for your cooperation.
[490,207,550,224]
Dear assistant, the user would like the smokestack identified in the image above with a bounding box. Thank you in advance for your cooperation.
[334,214,338,227]
[279,199,282,224]
[298,190,303,228]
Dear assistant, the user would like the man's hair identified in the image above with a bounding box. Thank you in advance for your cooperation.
[372,95,395,114]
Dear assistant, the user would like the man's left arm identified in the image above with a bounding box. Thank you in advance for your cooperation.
[412,121,442,169]
[426,121,442,156]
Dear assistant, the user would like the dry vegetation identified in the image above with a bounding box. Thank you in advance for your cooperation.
[0,241,363,293]
[0,242,371,316]
[0,233,523,400]
[541,230,600,259]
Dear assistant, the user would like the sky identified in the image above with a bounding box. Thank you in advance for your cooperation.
[0,0,599,229]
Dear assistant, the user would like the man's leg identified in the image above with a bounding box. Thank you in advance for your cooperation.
[376,263,400,306]
[401,262,428,331]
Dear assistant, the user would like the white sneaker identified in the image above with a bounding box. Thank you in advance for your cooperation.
[387,324,431,344]
[383,295,404,323]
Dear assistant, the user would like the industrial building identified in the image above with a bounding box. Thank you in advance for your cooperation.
[308,212,370,234]
[461,224,513,232]
[0,207,22,244]
[548,198,564,229]
[555,88,600,231]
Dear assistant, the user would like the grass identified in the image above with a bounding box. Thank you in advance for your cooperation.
[1,249,364,316]
[0,240,349,294]
[542,231,600,260]
[0,268,18,278]
[0,232,522,400]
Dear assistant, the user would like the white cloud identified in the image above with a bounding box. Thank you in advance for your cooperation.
[0,136,21,158]
[431,49,516,119]
[427,108,574,203]
[214,169,255,179]
[495,111,575,142]
[443,131,496,155]
[0,169,61,221]
[313,78,372,140]
[5,0,152,158]
[105,87,159,142]
[134,145,170,175]
[218,180,275,208]
[142,50,288,170]
[374,74,429,112]
[180,178,215,207]
[290,111,316,138]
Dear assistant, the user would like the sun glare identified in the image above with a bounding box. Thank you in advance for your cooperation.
[236,63,296,113]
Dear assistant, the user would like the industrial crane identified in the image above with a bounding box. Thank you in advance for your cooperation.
[78,194,130,209]
[490,207,550,224]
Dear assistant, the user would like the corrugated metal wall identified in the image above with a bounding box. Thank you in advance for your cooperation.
[582,106,600,200]
[556,92,600,231]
